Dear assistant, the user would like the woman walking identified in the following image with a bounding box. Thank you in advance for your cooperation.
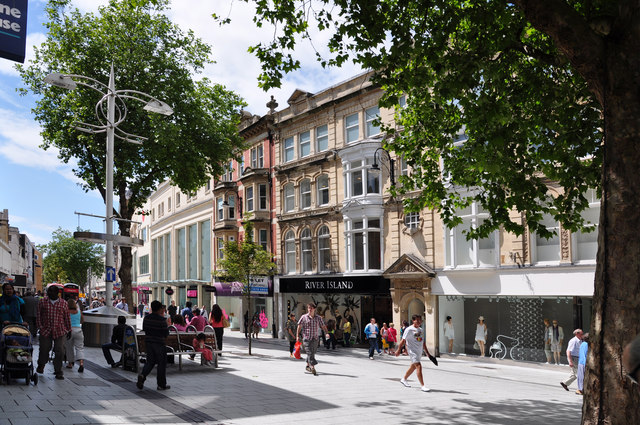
[209,304,225,352]
[65,298,85,372]
[0,282,25,327]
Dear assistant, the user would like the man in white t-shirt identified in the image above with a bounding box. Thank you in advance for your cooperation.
[395,314,437,392]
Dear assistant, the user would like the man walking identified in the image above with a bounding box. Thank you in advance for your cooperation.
[137,301,170,390]
[22,291,38,337]
[36,285,71,380]
[296,302,330,375]
[115,298,128,312]
[364,318,382,359]
[560,328,584,391]
[395,314,436,392]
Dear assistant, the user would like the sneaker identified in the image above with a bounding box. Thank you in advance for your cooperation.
[311,367,317,376]
[157,385,171,391]
[136,374,146,390]
[421,386,430,392]
[305,365,311,373]
[111,363,119,368]
[378,351,383,355]
[400,378,410,387]
[55,374,64,380]
[78,365,84,373]
[560,382,569,391]
[369,356,374,360]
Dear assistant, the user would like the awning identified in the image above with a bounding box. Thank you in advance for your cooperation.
[211,277,272,297]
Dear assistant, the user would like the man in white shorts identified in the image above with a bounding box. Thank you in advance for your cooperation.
[395,314,437,392]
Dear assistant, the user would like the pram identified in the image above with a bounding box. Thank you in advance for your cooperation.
[0,324,38,385]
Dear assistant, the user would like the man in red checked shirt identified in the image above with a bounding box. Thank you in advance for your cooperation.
[296,302,330,375]
[36,285,71,380]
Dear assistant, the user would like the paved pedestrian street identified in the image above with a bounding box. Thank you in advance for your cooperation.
[0,330,582,425]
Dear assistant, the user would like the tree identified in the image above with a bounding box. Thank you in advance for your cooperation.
[216,217,276,355]
[19,0,245,312]
[39,228,103,289]
[231,1,639,422]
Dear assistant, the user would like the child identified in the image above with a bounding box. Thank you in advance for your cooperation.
[192,333,213,365]
[7,339,30,362]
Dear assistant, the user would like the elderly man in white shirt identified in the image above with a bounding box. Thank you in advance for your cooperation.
[560,328,584,391]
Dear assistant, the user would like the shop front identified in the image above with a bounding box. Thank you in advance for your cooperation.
[276,274,391,343]
[433,266,594,363]
[210,277,274,335]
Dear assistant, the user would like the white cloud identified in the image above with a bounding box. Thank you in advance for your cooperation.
[9,214,56,245]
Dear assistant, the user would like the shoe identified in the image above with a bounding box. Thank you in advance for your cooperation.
[576,390,583,395]
[157,385,171,391]
[369,356,374,360]
[421,386,431,392]
[560,382,569,391]
[36,366,44,374]
[55,374,64,380]
[66,363,74,369]
[400,378,410,387]
[305,365,311,373]
[111,362,119,368]
[136,374,146,390]
[311,367,317,376]
[378,351,383,355]
[78,365,84,373]
[545,362,550,365]
[429,355,438,366]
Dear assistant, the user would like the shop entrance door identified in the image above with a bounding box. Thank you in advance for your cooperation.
[408,298,425,331]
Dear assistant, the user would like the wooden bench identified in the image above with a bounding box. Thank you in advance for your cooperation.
[124,325,220,370]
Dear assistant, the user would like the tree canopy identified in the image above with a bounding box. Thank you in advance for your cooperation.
[18,0,245,309]
[233,1,640,422]
[39,228,103,289]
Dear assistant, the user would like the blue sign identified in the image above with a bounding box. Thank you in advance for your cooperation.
[106,266,116,282]
[0,0,28,63]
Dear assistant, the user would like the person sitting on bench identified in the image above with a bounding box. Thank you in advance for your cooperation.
[102,316,127,367]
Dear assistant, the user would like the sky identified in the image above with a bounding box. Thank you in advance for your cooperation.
[0,0,360,247]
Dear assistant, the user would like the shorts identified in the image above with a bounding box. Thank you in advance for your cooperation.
[550,342,561,352]
[409,351,422,365]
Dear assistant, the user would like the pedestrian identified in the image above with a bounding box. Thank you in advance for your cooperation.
[286,313,298,357]
[200,305,207,320]
[22,291,38,337]
[188,308,207,332]
[136,300,170,391]
[252,312,261,338]
[181,301,194,322]
[167,300,177,318]
[325,319,337,349]
[623,334,640,386]
[543,318,553,364]
[399,320,410,355]
[550,319,564,365]
[475,316,488,357]
[364,318,382,359]
[208,304,225,351]
[243,310,249,338]
[343,318,352,347]
[115,298,128,312]
[576,333,589,395]
[65,298,85,373]
[388,323,398,354]
[102,315,127,367]
[138,301,145,318]
[0,282,26,327]
[36,284,71,380]
[396,314,436,392]
[381,322,390,354]
[296,302,330,375]
[560,328,584,391]
[444,315,455,354]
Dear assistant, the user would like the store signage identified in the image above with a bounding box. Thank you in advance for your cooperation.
[165,288,174,295]
[187,289,197,298]
[0,0,28,63]
[279,275,390,294]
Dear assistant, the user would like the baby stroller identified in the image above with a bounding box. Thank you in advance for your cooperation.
[1,324,38,385]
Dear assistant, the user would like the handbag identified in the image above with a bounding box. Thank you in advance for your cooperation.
[293,341,302,359]
[473,341,479,350]
[222,317,230,328]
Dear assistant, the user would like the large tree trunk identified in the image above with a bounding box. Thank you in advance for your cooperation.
[116,192,134,315]
[582,56,640,423]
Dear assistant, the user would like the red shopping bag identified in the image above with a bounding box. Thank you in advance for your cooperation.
[294,341,302,359]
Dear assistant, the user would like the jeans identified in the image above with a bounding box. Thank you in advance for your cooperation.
[368,337,380,357]
[302,338,319,366]
[213,327,224,350]
[324,333,336,349]
[65,328,85,362]
[102,342,122,365]
[141,342,167,388]
[38,334,66,375]
[343,332,351,347]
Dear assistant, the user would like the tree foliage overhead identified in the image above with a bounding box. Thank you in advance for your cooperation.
[39,228,103,289]
[231,0,605,239]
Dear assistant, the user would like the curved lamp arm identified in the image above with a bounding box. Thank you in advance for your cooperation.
[371,147,396,187]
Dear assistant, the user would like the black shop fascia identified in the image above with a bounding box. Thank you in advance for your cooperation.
[277,274,390,294]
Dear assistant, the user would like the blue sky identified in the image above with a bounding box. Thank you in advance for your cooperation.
[0,0,359,246]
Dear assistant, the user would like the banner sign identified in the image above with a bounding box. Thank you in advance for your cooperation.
[278,275,390,294]
[0,0,29,63]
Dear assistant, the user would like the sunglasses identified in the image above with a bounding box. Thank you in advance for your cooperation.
[627,364,640,385]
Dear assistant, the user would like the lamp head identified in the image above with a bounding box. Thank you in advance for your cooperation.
[143,99,173,116]
[44,73,77,90]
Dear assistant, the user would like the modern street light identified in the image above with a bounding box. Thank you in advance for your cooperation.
[44,65,172,306]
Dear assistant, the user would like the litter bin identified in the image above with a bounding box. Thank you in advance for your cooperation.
[82,305,136,347]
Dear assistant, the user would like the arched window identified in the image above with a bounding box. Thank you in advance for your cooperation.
[317,175,329,206]
[284,183,295,212]
[301,228,312,272]
[318,225,331,272]
[300,179,311,209]
[285,230,296,274]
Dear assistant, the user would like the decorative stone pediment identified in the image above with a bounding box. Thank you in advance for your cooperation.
[384,254,436,277]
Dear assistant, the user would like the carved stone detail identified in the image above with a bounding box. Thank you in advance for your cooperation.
[561,228,571,261]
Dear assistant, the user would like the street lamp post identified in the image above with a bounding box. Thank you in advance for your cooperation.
[45,65,172,305]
